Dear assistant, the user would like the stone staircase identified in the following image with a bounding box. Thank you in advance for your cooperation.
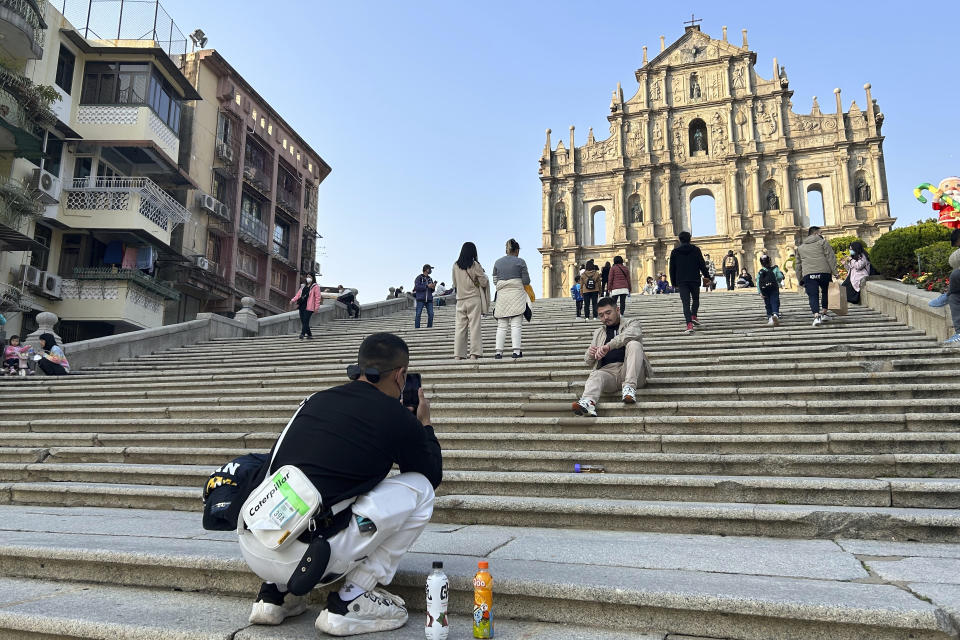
[2,292,960,639]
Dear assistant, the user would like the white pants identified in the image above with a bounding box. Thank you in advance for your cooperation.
[495,315,522,354]
[238,472,435,593]
[581,341,650,403]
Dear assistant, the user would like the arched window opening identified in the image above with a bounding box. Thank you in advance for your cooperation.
[806,185,825,227]
[627,194,643,224]
[690,191,717,237]
[689,119,708,155]
[591,206,606,246]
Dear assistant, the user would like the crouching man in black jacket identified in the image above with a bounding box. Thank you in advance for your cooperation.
[240,332,442,636]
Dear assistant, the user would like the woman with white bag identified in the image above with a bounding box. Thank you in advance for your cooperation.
[492,238,531,360]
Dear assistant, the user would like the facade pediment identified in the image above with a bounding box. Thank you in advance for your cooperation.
[538,23,894,300]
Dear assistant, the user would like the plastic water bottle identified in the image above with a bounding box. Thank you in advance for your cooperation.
[425,561,449,640]
[574,463,606,473]
[473,561,493,638]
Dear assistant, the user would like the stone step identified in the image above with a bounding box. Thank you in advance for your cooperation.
[1,506,956,640]
[3,464,959,508]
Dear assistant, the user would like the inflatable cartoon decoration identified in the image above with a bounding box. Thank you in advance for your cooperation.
[915,177,960,229]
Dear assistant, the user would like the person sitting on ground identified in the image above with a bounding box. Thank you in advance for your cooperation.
[931,229,960,309]
[337,285,361,319]
[35,333,69,376]
[656,273,673,294]
[736,268,754,289]
[843,241,872,305]
[572,296,653,417]
[434,282,448,306]
[3,335,33,375]
[642,276,657,295]
[241,332,442,636]
[940,239,960,344]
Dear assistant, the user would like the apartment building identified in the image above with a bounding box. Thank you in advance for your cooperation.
[168,49,330,321]
[0,0,329,340]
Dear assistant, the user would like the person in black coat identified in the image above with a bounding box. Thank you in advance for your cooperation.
[669,231,711,334]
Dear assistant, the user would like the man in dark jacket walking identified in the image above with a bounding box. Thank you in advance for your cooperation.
[721,250,739,291]
[413,264,436,328]
[669,231,711,334]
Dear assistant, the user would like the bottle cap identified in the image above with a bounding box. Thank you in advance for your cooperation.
[478,561,489,569]
[432,561,443,569]
[574,463,582,472]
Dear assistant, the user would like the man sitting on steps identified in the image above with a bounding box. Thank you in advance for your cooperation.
[572,296,652,417]
[240,332,442,637]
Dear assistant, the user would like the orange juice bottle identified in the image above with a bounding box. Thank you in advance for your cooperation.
[472,561,493,638]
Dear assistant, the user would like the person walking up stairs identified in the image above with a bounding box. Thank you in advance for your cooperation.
[669,231,711,334]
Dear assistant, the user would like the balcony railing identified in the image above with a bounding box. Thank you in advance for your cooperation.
[0,0,47,58]
[71,267,181,301]
[243,165,271,195]
[276,188,300,214]
[64,176,190,231]
[0,176,41,231]
[58,0,186,58]
[238,213,268,248]
[0,64,58,128]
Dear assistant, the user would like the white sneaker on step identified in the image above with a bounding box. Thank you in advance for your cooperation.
[249,584,307,625]
[767,317,774,325]
[772,315,780,326]
[812,314,822,327]
[315,589,408,636]
[622,384,636,404]
[572,398,598,417]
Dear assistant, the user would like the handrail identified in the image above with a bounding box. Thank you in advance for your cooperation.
[0,0,47,47]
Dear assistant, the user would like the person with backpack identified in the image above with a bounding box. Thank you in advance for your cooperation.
[795,226,840,326]
[581,260,602,319]
[571,275,584,317]
[756,255,785,326]
[607,255,632,314]
[721,250,739,291]
[412,264,436,328]
[669,231,711,334]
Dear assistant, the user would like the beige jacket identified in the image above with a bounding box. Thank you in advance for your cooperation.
[584,316,646,369]
[452,261,490,309]
[795,235,838,280]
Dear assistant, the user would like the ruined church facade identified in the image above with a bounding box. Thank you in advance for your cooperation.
[538,24,894,297]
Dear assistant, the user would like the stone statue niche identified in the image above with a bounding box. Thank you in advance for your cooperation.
[763,180,780,211]
[854,172,872,202]
[554,202,567,230]
[689,73,702,99]
[628,194,643,224]
[689,119,708,155]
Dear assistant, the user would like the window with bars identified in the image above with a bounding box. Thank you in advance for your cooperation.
[80,62,182,134]
[237,249,258,277]
[273,220,290,259]
[271,268,288,292]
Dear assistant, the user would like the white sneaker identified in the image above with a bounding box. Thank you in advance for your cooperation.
[767,317,774,325]
[820,311,831,323]
[772,315,780,326]
[622,384,636,404]
[315,589,408,636]
[249,584,308,625]
[812,314,822,327]
[572,398,598,417]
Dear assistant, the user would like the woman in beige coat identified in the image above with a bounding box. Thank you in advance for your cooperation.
[452,241,490,359]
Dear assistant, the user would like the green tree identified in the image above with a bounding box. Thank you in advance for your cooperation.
[869,220,951,278]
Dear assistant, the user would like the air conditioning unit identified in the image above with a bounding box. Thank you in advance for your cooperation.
[19,264,42,288]
[40,272,62,298]
[29,168,61,204]
[195,192,218,213]
[215,202,230,219]
[194,255,210,270]
[219,143,234,163]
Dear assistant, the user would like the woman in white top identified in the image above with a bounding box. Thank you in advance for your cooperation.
[492,239,531,360]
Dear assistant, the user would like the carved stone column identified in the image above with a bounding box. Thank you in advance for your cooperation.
[749,161,761,215]
[542,262,552,299]
[870,150,886,201]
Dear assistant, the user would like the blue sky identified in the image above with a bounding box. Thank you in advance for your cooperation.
[164,0,956,297]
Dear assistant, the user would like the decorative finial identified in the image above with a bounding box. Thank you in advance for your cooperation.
[659,35,665,51]
[833,87,841,94]
[863,83,871,90]
[722,25,728,41]
[642,45,648,64]
[741,29,748,48]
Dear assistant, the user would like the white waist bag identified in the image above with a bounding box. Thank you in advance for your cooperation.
[242,398,322,550]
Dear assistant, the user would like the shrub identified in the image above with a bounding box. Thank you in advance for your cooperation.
[828,235,861,277]
[915,241,954,279]
[869,220,951,278]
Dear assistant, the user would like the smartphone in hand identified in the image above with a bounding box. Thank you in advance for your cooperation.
[402,373,422,410]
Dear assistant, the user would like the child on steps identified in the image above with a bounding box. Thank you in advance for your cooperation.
[757,255,785,326]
